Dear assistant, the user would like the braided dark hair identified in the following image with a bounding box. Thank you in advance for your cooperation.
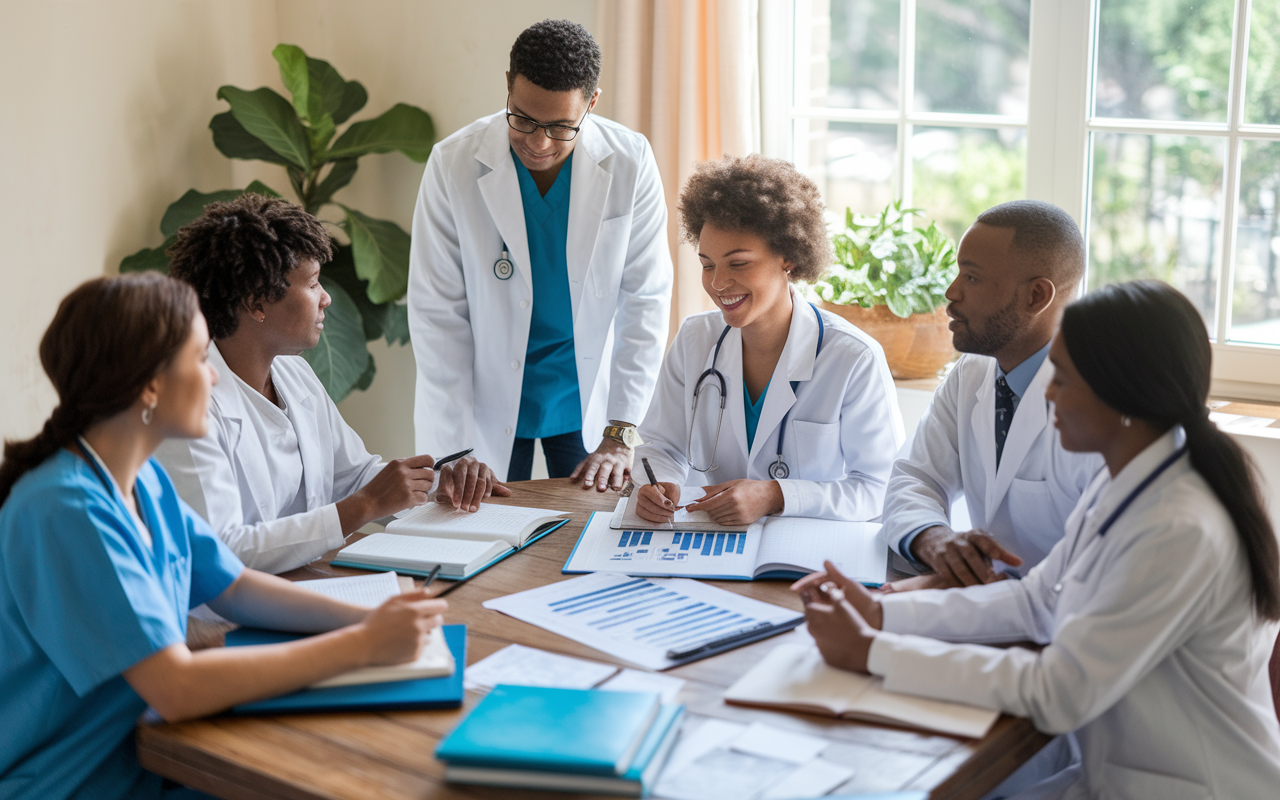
[0,273,200,505]
[1060,280,1280,620]
[167,194,332,339]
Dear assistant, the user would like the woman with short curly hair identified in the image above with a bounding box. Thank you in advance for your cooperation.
[156,194,507,574]
[634,155,904,525]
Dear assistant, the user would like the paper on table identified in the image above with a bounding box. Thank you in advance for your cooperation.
[758,759,855,800]
[482,572,803,670]
[754,517,887,584]
[659,718,746,778]
[730,721,827,765]
[294,571,402,607]
[391,502,567,545]
[655,749,796,800]
[463,644,617,691]
[598,668,685,703]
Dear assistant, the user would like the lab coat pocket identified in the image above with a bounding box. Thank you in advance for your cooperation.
[1099,762,1209,800]
[1007,478,1054,562]
[589,216,631,299]
[790,420,843,478]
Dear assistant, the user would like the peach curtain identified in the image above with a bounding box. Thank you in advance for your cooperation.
[596,0,761,332]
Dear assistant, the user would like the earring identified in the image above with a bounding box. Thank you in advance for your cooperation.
[142,400,157,426]
[1121,415,1132,428]
[257,314,266,322]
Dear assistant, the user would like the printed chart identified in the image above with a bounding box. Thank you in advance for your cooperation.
[483,572,803,669]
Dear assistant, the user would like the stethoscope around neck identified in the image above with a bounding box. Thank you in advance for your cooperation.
[494,241,514,280]
[688,302,825,480]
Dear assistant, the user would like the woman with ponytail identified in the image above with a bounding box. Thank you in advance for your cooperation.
[793,280,1280,799]
[1,274,446,800]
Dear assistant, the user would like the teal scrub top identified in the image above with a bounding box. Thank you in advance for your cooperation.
[512,149,583,439]
[744,379,771,452]
[0,449,244,800]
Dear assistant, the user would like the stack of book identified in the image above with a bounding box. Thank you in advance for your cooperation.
[436,685,685,796]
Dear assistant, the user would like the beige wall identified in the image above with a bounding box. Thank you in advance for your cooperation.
[0,0,595,460]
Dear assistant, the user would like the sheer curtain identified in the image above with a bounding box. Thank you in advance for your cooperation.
[595,0,762,331]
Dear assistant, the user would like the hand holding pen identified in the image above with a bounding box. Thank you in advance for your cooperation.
[432,448,513,512]
[634,457,683,523]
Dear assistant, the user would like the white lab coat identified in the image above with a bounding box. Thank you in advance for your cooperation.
[868,429,1280,799]
[636,290,905,520]
[156,344,383,574]
[880,353,1102,570]
[408,111,672,480]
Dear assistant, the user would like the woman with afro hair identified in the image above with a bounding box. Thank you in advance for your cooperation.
[634,155,903,526]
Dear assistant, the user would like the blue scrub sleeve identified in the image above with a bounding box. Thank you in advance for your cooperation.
[181,499,244,608]
[3,486,187,696]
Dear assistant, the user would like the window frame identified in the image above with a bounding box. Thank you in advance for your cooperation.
[771,0,1280,401]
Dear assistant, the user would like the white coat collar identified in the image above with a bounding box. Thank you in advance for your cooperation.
[1082,426,1187,534]
[980,355,1054,511]
[207,342,325,518]
[474,111,614,301]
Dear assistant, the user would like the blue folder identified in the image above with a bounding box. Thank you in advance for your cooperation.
[223,624,466,714]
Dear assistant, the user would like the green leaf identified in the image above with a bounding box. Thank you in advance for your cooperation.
[273,44,312,120]
[304,276,371,402]
[884,290,913,318]
[340,207,410,304]
[327,103,434,162]
[379,303,410,346]
[160,189,244,237]
[244,180,283,198]
[216,85,311,169]
[120,236,176,273]
[209,111,289,165]
[333,81,368,125]
[308,113,336,159]
[354,353,377,391]
[309,158,358,213]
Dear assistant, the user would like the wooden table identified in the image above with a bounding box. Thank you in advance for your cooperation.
[138,479,1049,799]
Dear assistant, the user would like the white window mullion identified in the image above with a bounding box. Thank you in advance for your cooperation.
[1215,0,1254,344]
[899,0,916,207]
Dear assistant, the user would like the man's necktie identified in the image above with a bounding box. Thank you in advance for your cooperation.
[995,375,1015,467]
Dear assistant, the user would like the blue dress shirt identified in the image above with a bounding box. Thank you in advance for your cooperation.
[513,150,583,439]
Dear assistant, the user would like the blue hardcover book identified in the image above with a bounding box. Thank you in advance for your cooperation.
[436,685,661,776]
[224,624,466,714]
[442,703,685,797]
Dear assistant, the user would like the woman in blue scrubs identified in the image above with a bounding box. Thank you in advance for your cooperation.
[0,274,446,800]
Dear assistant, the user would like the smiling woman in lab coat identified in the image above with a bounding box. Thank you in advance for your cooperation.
[796,280,1280,799]
[156,195,507,574]
[634,155,903,526]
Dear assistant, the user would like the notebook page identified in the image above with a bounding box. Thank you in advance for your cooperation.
[311,626,454,688]
[723,642,868,716]
[389,502,566,546]
[617,486,746,532]
[754,517,887,584]
[339,533,505,568]
[294,571,402,608]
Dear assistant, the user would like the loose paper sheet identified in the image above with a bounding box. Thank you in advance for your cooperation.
[598,668,685,703]
[294,571,402,607]
[463,644,617,691]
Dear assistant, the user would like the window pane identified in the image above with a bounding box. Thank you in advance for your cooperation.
[1229,140,1280,346]
[815,0,900,110]
[1093,0,1234,123]
[914,0,1030,116]
[912,126,1026,242]
[806,122,899,218]
[1087,132,1226,332]
[1245,0,1280,125]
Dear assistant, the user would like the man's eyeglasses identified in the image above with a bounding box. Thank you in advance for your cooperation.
[505,96,591,142]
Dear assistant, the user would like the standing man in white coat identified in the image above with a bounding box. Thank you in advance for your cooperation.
[881,201,1102,586]
[408,20,672,486]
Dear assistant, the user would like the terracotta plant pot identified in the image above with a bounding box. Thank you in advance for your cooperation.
[821,301,955,380]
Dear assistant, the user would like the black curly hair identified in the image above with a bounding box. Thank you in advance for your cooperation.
[508,19,601,98]
[166,194,332,340]
[678,155,833,282]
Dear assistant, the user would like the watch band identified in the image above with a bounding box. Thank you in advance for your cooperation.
[602,424,641,448]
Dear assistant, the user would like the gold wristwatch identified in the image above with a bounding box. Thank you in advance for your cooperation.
[602,424,642,449]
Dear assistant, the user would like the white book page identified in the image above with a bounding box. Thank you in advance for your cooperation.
[339,533,506,573]
[388,502,566,546]
[311,627,454,688]
[754,517,887,584]
[294,571,402,608]
[565,510,763,578]
[618,486,746,532]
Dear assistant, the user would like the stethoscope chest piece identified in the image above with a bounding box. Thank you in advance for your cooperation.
[493,250,514,280]
[768,458,790,480]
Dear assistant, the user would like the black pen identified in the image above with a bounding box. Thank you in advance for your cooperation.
[433,448,473,469]
[641,456,659,486]
[423,563,442,588]
[665,619,796,660]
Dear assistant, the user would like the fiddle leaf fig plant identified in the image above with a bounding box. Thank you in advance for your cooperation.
[121,43,434,402]
[813,200,958,318]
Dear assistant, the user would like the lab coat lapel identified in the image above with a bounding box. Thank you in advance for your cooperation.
[715,326,751,468]
[475,115,532,293]
[969,359,999,512]
[751,295,814,467]
[566,120,612,321]
[208,344,270,521]
[278,366,327,510]
[988,357,1053,511]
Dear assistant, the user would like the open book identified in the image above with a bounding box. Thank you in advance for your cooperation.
[724,643,998,739]
[610,487,749,533]
[565,511,887,585]
[227,572,455,688]
[332,502,569,580]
